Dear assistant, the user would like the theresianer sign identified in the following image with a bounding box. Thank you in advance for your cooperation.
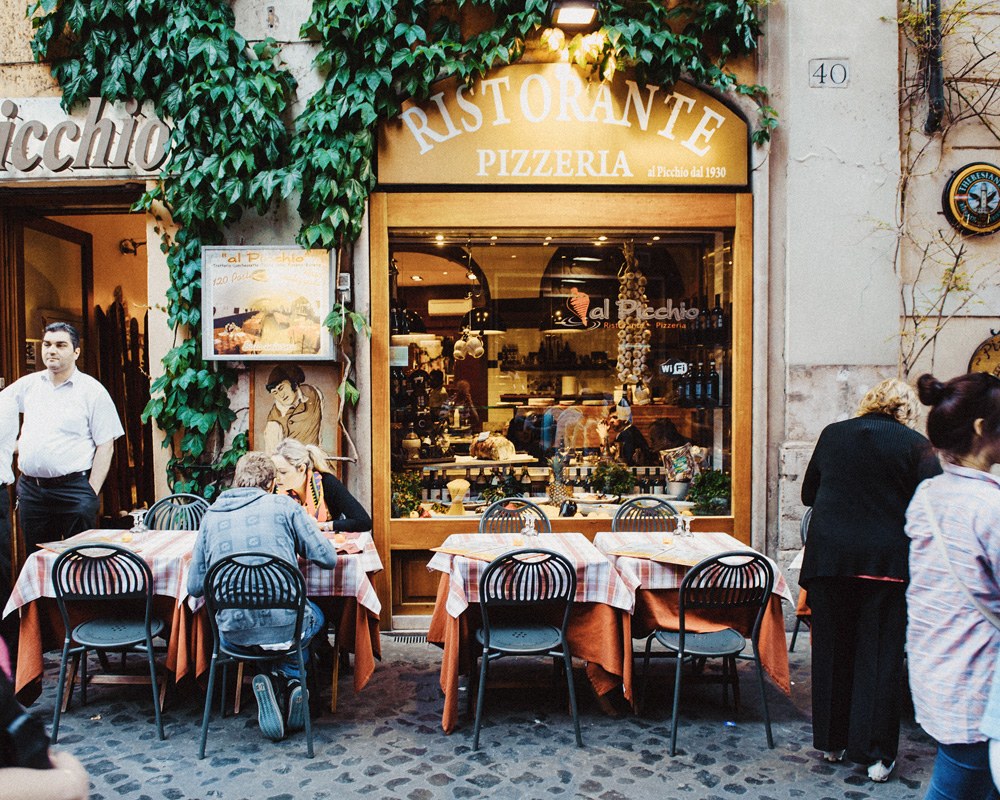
[377,64,749,189]
[0,97,170,180]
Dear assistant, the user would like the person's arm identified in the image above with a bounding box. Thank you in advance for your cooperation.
[800,430,825,506]
[186,531,209,598]
[321,473,372,532]
[88,441,114,494]
[0,394,17,480]
[290,503,337,567]
[0,749,89,800]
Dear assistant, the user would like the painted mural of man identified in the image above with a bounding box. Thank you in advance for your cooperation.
[262,364,324,454]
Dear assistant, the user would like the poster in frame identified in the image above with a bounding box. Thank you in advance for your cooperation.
[201,246,335,361]
[249,362,342,459]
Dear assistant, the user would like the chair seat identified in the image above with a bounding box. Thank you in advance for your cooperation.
[475,624,563,654]
[653,627,746,658]
[73,617,165,649]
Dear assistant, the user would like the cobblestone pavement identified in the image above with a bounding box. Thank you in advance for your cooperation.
[35,635,938,800]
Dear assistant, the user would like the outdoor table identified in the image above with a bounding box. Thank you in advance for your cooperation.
[426,531,640,733]
[592,530,794,693]
[4,527,383,706]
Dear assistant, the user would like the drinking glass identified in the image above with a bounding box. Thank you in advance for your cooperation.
[129,509,148,533]
[676,516,693,539]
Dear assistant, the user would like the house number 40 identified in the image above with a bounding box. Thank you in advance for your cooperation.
[809,59,850,88]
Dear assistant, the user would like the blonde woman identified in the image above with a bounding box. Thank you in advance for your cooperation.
[271,439,371,533]
[800,378,941,782]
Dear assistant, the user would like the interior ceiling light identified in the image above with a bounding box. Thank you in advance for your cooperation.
[573,256,601,262]
[410,275,424,281]
[549,0,599,31]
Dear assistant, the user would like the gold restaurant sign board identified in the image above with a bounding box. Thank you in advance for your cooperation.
[377,64,748,189]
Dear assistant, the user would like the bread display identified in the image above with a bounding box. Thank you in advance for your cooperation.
[469,431,517,461]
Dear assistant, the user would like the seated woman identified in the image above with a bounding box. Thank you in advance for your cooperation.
[271,438,372,532]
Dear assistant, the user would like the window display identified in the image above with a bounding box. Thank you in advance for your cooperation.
[388,231,733,518]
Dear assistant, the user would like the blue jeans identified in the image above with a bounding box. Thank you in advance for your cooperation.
[222,600,325,681]
[924,742,1000,800]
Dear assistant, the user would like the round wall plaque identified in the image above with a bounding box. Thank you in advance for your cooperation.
[969,331,1000,376]
[942,162,1000,236]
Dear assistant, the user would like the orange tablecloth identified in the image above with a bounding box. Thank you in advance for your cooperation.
[8,528,383,705]
[427,574,633,734]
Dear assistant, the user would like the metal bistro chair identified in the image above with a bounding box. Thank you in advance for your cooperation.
[612,495,679,532]
[788,507,812,653]
[198,552,313,759]
[145,493,210,531]
[641,550,775,755]
[472,548,582,750]
[479,497,552,534]
[51,543,165,743]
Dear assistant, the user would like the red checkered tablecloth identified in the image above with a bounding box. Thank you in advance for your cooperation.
[427,532,640,617]
[592,530,793,603]
[4,528,383,617]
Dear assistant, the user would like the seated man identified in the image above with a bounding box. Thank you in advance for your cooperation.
[187,451,337,742]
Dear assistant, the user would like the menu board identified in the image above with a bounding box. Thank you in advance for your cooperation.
[201,246,335,361]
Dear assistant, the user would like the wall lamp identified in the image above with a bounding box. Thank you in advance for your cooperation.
[119,238,146,256]
[549,0,600,31]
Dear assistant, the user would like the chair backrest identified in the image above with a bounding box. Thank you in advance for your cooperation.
[799,507,813,546]
[202,552,306,649]
[478,548,576,639]
[612,495,679,532]
[52,543,155,629]
[145,493,210,531]
[479,498,552,534]
[678,551,774,641]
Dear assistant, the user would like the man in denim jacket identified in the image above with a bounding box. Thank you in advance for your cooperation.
[188,451,337,741]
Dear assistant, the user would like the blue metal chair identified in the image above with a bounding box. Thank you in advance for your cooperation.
[611,495,679,532]
[479,497,552,534]
[51,543,165,743]
[145,493,209,531]
[472,548,582,750]
[198,552,313,759]
[788,507,812,652]
[641,550,775,755]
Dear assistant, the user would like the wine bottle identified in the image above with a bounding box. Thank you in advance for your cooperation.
[474,468,489,500]
[421,470,432,502]
[707,361,720,406]
[697,296,710,345]
[693,361,704,407]
[711,293,725,346]
[520,467,532,497]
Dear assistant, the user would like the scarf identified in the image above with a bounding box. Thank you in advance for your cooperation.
[281,468,331,523]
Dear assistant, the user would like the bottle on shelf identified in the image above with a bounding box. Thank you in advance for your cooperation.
[421,470,432,502]
[651,468,665,495]
[711,293,725,346]
[520,467,532,497]
[474,468,489,501]
[706,360,720,406]
[692,361,705,407]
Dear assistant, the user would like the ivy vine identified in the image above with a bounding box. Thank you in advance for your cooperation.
[28,0,774,499]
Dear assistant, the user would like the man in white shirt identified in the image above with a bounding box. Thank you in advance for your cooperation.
[0,322,124,551]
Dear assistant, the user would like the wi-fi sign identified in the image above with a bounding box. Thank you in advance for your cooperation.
[659,358,688,376]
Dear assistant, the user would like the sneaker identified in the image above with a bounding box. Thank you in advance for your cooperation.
[868,760,895,782]
[286,680,306,732]
[823,749,846,762]
[252,674,285,741]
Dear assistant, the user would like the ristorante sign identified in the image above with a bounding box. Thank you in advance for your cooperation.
[377,64,748,189]
[0,97,170,180]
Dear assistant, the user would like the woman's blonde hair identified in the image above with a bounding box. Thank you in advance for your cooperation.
[273,438,334,474]
[856,378,920,427]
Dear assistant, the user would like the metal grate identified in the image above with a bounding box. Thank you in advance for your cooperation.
[388,632,427,644]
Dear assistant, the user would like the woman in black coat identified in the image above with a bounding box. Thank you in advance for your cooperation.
[800,378,940,782]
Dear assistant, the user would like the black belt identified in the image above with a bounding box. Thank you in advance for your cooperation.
[21,471,89,488]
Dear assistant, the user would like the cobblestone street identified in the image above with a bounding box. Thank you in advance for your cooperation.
[35,634,938,800]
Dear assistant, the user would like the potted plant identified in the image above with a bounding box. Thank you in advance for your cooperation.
[391,471,423,517]
[687,469,731,515]
[592,461,635,501]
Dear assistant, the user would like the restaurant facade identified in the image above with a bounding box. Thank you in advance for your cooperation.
[1,1,998,627]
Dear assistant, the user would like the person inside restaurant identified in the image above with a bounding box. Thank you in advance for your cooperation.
[271,438,372,533]
[188,451,338,743]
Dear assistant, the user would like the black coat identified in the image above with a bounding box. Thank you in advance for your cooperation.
[799,412,941,586]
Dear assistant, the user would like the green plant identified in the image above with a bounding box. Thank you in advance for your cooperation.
[687,469,731,515]
[593,461,635,498]
[391,470,423,516]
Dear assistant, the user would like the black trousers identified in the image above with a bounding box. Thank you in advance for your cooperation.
[15,474,99,553]
[0,485,17,660]
[807,576,907,765]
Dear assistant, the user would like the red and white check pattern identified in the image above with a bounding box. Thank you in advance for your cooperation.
[427,532,641,617]
[592,530,793,603]
[4,528,384,618]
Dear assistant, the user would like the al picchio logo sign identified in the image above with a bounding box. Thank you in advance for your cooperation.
[552,286,699,331]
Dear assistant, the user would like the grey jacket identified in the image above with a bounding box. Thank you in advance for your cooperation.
[187,487,337,646]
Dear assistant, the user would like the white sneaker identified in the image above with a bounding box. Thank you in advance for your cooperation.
[868,760,895,782]
[823,749,845,762]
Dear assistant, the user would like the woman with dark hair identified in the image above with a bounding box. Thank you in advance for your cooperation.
[800,378,941,782]
[906,372,1000,800]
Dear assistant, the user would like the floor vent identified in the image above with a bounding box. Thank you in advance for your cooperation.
[388,633,427,644]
